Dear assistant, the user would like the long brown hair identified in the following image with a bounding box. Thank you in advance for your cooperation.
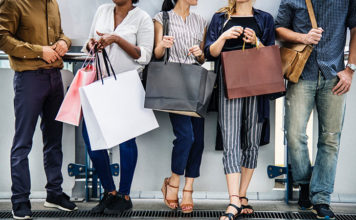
[217,0,255,20]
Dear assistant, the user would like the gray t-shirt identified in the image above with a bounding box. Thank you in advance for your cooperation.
[154,10,207,64]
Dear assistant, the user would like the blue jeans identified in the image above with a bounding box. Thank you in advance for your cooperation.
[82,121,138,195]
[169,113,205,178]
[285,76,346,205]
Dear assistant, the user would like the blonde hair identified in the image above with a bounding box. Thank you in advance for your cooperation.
[217,0,255,20]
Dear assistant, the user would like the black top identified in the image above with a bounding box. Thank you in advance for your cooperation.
[222,16,262,52]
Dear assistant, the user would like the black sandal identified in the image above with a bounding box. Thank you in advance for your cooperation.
[220,195,242,220]
[240,197,254,215]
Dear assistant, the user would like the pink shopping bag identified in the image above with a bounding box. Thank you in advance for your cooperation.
[56,64,96,126]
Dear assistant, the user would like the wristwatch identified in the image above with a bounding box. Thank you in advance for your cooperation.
[347,63,356,73]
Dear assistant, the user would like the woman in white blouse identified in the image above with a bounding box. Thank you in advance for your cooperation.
[82,0,153,215]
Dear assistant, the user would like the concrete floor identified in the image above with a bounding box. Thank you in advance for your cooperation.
[1,199,356,219]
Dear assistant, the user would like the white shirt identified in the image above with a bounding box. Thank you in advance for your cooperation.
[83,4,154,75]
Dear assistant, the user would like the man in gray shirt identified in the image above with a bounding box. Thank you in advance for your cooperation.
[275,0,356,219]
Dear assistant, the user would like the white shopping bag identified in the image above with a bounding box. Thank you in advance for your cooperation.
[80,70,159,150]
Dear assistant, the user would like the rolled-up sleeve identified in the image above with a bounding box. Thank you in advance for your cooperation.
[135,15,154,65]
[347,0,356,30]
[204,13,221,61]
[0,0,43,58]
[275,0,293,29]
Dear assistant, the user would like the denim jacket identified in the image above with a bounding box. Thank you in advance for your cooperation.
[204,9,276,146]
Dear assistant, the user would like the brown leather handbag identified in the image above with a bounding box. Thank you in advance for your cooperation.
[280,0,317,83]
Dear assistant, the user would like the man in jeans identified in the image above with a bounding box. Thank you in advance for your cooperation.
[275,0,356,219]
[0,0,77,219]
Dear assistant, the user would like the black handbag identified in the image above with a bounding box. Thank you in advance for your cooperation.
[144,12,217,118]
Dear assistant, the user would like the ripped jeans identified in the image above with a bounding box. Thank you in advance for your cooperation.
[285,75,346,205]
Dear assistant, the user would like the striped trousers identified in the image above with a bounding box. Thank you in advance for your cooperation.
[219,73,263,174]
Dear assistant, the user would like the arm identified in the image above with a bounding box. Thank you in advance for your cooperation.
[135,16,154,65]
[97,31,141,60]
[275,1,323,45]
[276,27,323,45]
[153,20,174,60]
[188,27,207,64]
[0,1,42,58]
[53,8,71,57]
[332,27,356,95]
[349,28,356,67]
[332,0,356,96]
[208,26,243,57]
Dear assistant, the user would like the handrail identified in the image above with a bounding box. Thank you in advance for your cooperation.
[0,50,350,62]
[0,51,90,62]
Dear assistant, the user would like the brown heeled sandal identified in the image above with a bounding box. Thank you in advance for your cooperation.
[161,177,179,210]
[180,189,194,214]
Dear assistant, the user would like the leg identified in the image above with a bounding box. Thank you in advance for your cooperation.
[311,77,346,205]
[163,114,195,209]
[239,96,262,214]
[169,113,195,176]
[118,138,138,196]
[41,70,65,196]
[181,117,205,212]
[82,121,116,193]
[285,80,316,185]
[185,117,205,178]
[181,177,194,213]
[99,139,137,215]
[11,71,48,204]
[218,73,243,219]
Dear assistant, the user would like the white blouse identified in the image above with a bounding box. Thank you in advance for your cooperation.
[84,4,154,75]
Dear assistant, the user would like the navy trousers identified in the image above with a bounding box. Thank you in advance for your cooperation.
[11,69,64,204]
[82,121,138,195]
[169,113,205,178]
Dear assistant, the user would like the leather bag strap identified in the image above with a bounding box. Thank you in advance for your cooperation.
[305,0,318,29]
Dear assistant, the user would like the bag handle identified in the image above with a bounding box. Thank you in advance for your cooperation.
[305,0,318,29]
[102,49,117,80]
[94,48,117,85]
[162,11,170,63]
[95,51,104,84]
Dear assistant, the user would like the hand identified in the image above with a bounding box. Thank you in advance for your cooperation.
[243,28,257,45]
[87,38,97,53]
[188,45,203,57]
[303,28,323,45]
[96,31,117,49]
[42,46,61,63]
[332,68,354,95]
[221,26,243,40]
[52,40,68,57]
[159,36,174,49]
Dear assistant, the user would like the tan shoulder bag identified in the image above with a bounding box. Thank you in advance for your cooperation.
[280,0,317,83]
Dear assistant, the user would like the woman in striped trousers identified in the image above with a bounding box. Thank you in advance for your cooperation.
[204,0,276,219]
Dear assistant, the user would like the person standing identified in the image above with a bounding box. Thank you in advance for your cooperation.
[82,0,154,215]
[275,0,356,219]
[153,0,207,214]
[204,0,275,219]
[0,0,78,219]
